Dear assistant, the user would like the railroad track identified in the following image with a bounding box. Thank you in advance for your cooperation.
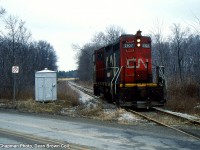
[68,81,118,110]
[128,109,200,141]
[68,81,96,98]
[153,107,200,125]
[69,81,200,141]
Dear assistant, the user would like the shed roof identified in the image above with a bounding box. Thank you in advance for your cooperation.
[36,68,56,73]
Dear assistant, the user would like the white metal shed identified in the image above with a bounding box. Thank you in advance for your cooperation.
[35,68,57,102]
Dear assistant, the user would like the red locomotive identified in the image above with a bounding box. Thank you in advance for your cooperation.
[93,30,166,108]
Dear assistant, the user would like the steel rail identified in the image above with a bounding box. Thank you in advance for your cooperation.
[153,107,200,125]
[68,82,200,141]
[68,82,97,99]
[128,109,200,141]
[0,128,90,150]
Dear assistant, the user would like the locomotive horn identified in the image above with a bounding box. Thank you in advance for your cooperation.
[136,30,142,36]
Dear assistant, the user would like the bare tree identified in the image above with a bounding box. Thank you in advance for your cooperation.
[105,25,125,44]
[74,25,125,81]
[150,19,173,87]
[0,15,57,99]
[35,40,57,70]
[91,26,125,47]
[150,19,166,66]
[0,7,6,16]
[170,23,189,82]
[92,32,106,47]
[76,43,95,80]
[188,14,200,35]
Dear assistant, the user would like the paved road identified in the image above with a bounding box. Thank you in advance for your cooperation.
[0,110,199,150]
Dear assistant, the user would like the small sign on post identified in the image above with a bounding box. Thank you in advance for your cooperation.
[12,66,19,101]
[12,66,19,73]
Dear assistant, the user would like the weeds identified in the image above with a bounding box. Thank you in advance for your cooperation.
[76,104,103,117]
[1,78,199,120]
[74,79,93,89]
[166,81,200,115]
[16,99,62,114]
[0,80,81,115]
[98,108,127,121]
[57,81,80,106]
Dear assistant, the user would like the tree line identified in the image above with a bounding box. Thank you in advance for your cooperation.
[57,70,78,78]
[152,22,200,86]
[0,8,57,99]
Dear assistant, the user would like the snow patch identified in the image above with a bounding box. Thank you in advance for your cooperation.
[68,81,94,104]
[158,108,200,121]
[118,112,141,122]
[78,90,93,104]
[0,103,5,107]
[61,107,77,116]
[66,81,143,123]
[194,105,200,109]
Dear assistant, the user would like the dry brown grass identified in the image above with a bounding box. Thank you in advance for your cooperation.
[16,99,62,114]
[98,108,127,121]
[76,104,128,121]
[57,81,80,106]
[0,86,34,100]
[166,81,200,116]
[0,80,81,115]
[17,86,34,99]
[14,98,80,115]
[76,104,103,117]
[74,80,93,89]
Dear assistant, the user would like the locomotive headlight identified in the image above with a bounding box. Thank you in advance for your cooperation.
[137,39,141,42]
[137,43,141,47]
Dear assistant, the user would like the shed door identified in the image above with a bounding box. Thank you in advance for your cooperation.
[37,78,54,100]
[44,78,53,100]
[38,78,44,100]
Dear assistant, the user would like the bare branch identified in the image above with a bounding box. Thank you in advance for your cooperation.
[0,7,6,16]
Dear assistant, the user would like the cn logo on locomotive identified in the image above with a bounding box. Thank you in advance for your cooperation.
[127,58,148,68]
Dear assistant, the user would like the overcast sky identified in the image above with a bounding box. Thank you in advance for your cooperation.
[1,0,200,71]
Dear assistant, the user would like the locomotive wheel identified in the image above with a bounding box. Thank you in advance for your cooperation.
[104,92,113,103]
[94,85,100,96]
[115,99,120,107]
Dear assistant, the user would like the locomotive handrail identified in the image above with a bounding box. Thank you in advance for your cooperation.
[109,67,120,94]
[114,66,123,94]
[95,67,121,96]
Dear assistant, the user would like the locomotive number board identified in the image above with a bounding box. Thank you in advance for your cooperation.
[123,43,134,48]
[142,43,150,48]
